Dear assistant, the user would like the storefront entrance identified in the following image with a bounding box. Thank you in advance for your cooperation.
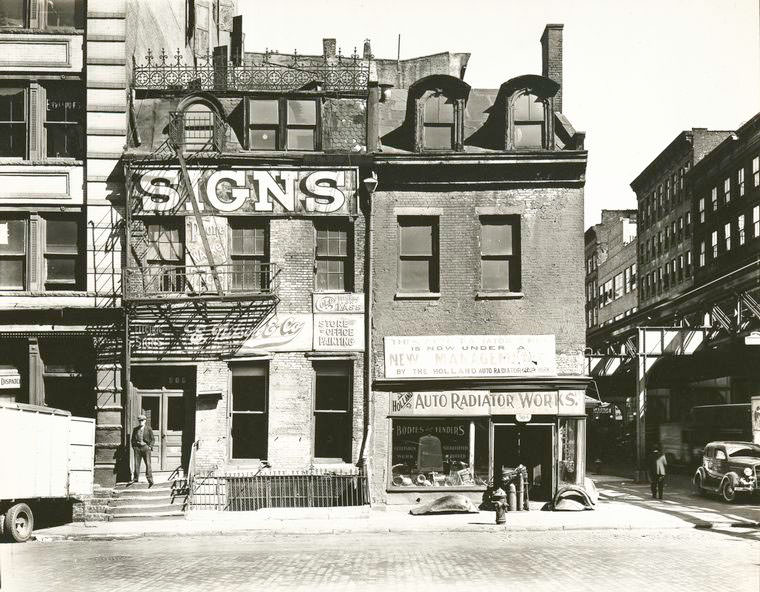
[493,423,554,501]
[136,388,184,472]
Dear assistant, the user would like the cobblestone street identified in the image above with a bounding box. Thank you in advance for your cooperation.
[2,528,757,592]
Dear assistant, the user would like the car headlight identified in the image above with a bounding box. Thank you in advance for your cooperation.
[743,467,753,477]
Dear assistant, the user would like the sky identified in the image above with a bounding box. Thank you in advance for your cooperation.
[239,0,760,228]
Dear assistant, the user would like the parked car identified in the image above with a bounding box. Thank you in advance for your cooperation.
[692,441,760,503]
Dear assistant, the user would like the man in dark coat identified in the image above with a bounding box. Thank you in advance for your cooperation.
[131,414,154,486]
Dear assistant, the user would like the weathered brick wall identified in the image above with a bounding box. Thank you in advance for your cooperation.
[323,99,366,152]
[368,184,585,502]
[194,360,229,471]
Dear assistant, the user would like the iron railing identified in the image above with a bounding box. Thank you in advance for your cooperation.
[123,262,280,301]
[189,466,369,511]
[133,49,370,95]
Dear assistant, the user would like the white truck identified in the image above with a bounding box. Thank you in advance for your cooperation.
[0,402,95,542]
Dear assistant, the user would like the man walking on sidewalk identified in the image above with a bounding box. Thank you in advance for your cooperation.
[131,414,154,486]
[648,446,667,500]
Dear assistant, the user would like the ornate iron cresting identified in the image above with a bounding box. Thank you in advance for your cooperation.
[132,48,370,94]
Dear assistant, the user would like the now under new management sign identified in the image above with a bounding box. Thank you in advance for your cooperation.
[384,335,557,379]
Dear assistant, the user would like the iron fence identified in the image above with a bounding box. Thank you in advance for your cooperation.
[189,467,369,511]
[133,49,370,95]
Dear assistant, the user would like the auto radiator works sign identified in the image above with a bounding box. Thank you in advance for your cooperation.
[384,335,557,379]
[133,167,357,216]
[389,390,584,417]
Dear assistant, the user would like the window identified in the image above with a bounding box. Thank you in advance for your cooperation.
[664,227,669,250]
[724,222,731,252]
[512,92,545,149]
[613,272,624,299]
[422,93,454,150]
[753,157,759,187]
[313,362,352,462]
[247,98,319,151]
[40,339,93,418]
[677,255,683,281]
[182,102,216,152]
[738,168,745,197]
[0,0,83,29]
[738,214,746,246]
[0,217,25,289]
[598,284,605,307]
[670,258,676,284]
[754,206,760,237]
[145,220,184,293]
[699,242,705,267]
[315,221,352,292]
[44,216,80,290]
[698,197,705,224]
[672,220,678,242]
[480,217,520,292]
[711,187,718,211]
[231,365,268,460]
[0,214,81,291]
[45,83,83,158]
[398,217,438,293]
[711,230,718,259]
[0,88,25,157]
[686,250,692,276]
[657,268,662,293]
[724,177,731,204]
[623,268,630,294]
[230,219,267,292]
[657,232,662,255]
[677,217,683,241]
[685,212,692,237]
[390,418,488,488]
[664,261,670,288]
[630,264,637,290]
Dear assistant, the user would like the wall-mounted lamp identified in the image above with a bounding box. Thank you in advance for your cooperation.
[379,83,393,103]
[363,172,378,195]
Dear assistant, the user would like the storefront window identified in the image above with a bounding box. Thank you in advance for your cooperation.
[559,417,585,485]
[390,418,489,488]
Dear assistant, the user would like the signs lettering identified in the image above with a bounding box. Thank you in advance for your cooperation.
[384,335,557,379]
[313,314,364,351]
[313,293,364,314]
[390,390,584,417]
[134,168,357,216]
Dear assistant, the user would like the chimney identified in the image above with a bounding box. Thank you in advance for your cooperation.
[323,38,336,58]
[231,15,244,66]
[541,24,563,113]
[363,39,372,59]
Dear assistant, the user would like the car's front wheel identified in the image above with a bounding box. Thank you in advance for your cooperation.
[721,479,737,503]
[693,473,704,496]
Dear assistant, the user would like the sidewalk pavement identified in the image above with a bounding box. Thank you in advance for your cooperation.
[30,473,751,542]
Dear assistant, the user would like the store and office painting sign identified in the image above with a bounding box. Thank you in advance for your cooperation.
[384,335,557,379]
[390,390,584,417]
[134,168,357,216]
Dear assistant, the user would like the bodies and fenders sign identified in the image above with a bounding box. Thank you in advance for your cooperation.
[390,390,585,417]
[132,167,358,216]
[384,335,557,379]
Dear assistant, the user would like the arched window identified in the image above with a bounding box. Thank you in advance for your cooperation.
[512,92,546,149]
[181,102,217,152]
[422,92,455,150]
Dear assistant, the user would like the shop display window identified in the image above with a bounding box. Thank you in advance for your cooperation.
[390,418,489,488]
[559,417,585,485]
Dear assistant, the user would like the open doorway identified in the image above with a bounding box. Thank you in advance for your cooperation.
[493,423,555,501]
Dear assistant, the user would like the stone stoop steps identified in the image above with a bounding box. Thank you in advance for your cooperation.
[109,477,188,521]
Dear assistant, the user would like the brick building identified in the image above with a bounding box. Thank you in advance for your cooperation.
[368,25,589,504]
[0,0,126,486]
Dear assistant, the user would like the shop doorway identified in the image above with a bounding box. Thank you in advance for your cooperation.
[493,423,555,501]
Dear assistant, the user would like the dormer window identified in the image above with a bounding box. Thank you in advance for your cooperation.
[175,97,224,152]
[409,75,470,153]
[500,75,559,150]
[422,92,454,150]
[247,97,320,151]
[512,92,546,149]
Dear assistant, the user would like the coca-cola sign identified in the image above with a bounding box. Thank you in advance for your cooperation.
[237,314,313,353]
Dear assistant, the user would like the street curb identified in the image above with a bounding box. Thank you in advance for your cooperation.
[33,522,705,542]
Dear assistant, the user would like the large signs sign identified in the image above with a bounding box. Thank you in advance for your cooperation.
[390,390,584,417]
[384,335,556,379]
[133,168,357,216]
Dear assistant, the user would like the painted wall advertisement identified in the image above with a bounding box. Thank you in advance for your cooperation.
[384,335,557,379]
[389,390,585,417]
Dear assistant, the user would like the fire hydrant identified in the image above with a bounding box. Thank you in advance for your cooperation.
[492,487,507,524]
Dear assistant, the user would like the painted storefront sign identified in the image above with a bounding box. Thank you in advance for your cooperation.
[390,390,584,417]
[384,335,557,379]
[313,292,364,314]
[133,168,357,216]
[313,314,364,351]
